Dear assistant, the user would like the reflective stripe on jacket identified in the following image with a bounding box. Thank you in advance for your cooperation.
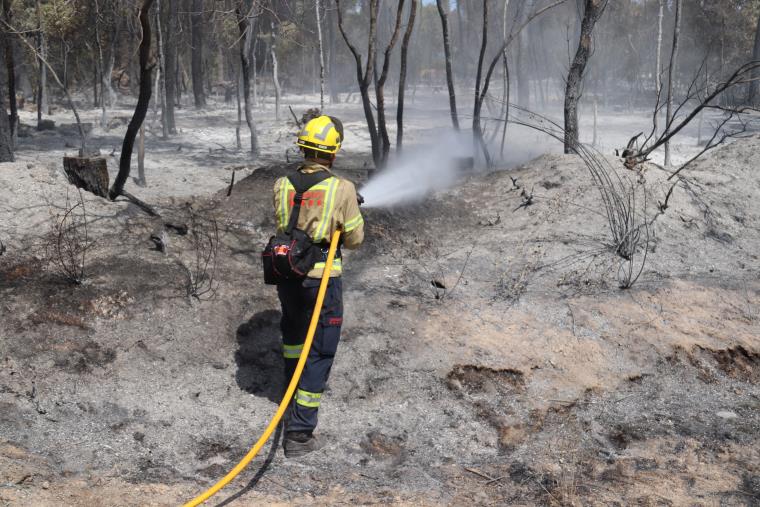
[273,162,364,278]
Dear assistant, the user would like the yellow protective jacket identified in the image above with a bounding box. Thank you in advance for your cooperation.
[273,162,364,278]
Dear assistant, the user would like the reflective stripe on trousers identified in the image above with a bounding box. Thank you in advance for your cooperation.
[295,389,322,408]
[282,343,303,359]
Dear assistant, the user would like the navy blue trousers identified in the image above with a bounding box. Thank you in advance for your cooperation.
[277,277,343,434]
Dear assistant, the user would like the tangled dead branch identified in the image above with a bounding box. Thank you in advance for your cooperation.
[180,208,220,300]
[47,189,91,285]
[624,60,760,176]
[508,105,650,289]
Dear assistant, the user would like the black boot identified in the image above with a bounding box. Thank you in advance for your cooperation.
[283,431,322,458]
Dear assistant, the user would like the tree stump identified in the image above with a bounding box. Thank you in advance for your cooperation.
[63,156,109,198]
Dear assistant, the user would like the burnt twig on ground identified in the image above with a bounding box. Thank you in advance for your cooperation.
[657,179,679,213]
[288,105,301,127]
[514,186,535,211]
[226,170,236,197]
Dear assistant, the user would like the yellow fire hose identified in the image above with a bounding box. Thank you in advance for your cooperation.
[183,230,342,506]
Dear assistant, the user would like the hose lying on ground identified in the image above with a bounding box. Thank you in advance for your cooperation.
[183,229,342,506]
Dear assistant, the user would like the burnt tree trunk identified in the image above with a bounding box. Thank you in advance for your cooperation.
[3,0,16,146]
[375,0,405,164]
[516,21,530,108]
[436,0,459,130]
[190,0,206,108]
[163,0,177,132]
[663,0,682,167]
[499,0,511,158]
[271,23,281,121]
[396,0,417,151]
[316,0,325,111]
[237,1,259,157]
[327,4,339,104]
[35,0,48,127]
[749,11,760,105]
[92,0,109,129]
[472,0,491,166]
[653,0,664,136]
[155,0,168,139]
[136,124,146,186]
[0,12,13,162]
[337,0,381,168]
[63,156,108,197]
[109,0,155,201]
[106,16,120,108]
[235,66,242,149]
[251,23,258,106]
[563,0,607,154]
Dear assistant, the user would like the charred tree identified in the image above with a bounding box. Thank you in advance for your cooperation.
[35,0,48,127]
[435,0,459,130]
[664,0,682,167]
[473,0,490,166]
[271,22,281,121]
[3,0,16,146]
[190,0,206,108]
[136,124,146,186]
[164,0,177,132]
[0,11,13,162]
[472,0,565,165]
[375,0,405,162]
[92,0,109,129]
[236,0,259,157]
[316,0,325,111]
[12,24,86,154]
[106,15,121,109]
[499,0,511,158]
[109,0,156,203]
[396,0,417,151]
[327,4,339,104]
[653,0,664,136]
[749,11,760,105]
[251,22,258,106]
[337,0,380,167]
[155,0,168,139]
[563,0,607,154]
[515,0,534,108]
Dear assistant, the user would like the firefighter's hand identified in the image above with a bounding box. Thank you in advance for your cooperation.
[357,193,365,206]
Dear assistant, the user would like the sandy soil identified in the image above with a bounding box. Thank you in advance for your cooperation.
[1,93,758,506]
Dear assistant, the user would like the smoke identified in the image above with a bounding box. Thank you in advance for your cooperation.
[359,131,475,208]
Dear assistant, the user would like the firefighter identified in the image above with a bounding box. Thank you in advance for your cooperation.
[273,115,364,458]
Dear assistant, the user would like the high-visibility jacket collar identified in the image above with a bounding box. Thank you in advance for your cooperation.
[300,160,332,174]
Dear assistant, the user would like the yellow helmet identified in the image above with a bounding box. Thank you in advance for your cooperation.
[296,115,342,155]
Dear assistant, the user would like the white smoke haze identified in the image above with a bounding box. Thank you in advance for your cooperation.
[359,130,475,208]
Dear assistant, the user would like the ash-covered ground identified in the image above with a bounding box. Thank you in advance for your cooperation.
[1,95,758,506]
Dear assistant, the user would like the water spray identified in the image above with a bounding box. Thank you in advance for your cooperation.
[359,131,475,208]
